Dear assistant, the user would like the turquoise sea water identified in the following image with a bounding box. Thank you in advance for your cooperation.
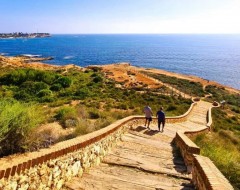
[0,34,240,90]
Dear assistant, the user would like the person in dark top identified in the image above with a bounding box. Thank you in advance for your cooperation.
[156,107,165,132]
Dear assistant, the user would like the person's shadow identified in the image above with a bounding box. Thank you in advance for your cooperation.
[143,129,159,136]
[131,126,159,136]
[131,125,146,132]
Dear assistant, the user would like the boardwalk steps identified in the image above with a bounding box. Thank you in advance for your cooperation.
[0,101,234,190]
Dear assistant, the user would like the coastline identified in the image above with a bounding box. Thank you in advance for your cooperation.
[137,66,240,93]
[0,55,239,93]
[0,55,81,70]
[1,34,239,90]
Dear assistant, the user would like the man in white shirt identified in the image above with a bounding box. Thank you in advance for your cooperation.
[143,105,153,129]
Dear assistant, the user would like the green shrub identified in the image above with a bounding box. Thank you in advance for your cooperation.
[0,69,55,85]
[0,99,44,156]
[0,70,27,85]
[166,105,177,111]
[118,103,128,110]
[88,110,100,119]
[90,73,98,77]
[37,89,52,98]
[34,82,48,92]
[50,83,62,91]
[55,106,76,120]
[75,87,91,99]
[14,90,31,101]
[58,89,73,97]
[93,76,103,83]
[41,72,57,85]
[20,81,48,95]
[90,67,101,72]
[56,77,72,88]
[54,106,78,128]
[39,96,55,103]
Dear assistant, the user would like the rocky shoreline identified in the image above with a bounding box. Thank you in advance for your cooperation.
[0,55,81,71]
[0,55,239,94]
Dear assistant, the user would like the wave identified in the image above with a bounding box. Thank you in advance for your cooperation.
[63,56,75,60]
[0,53,8,56]
[21,54,41,58]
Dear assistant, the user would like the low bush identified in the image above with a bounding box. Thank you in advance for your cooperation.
[75,87,92,99]
[54,106,78,128]
[0,99,44,156]
[0,69,58,86]
[118,103,128,110]
[20,81,47,94]
[14,90,31,101]
[39,96,55,103]
[93,76,103,83]
[56,77,72,88]
[74,119,91,136]
[88,109,100,119]
[166,104,177,111]
[50,83,62,91]
[37,89,52,98]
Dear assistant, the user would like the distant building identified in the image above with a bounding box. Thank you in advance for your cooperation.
[0,32,51,39]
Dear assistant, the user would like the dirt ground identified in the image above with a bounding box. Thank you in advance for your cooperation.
[96,62,240,94]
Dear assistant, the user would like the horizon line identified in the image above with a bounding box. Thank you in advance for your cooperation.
[51,33,240,35]
[1,32,240,35]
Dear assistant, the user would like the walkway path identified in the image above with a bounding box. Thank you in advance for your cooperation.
[66,101,212,190]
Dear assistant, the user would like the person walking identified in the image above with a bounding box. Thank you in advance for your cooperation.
[143,105,153,129]
[156,107,165,132]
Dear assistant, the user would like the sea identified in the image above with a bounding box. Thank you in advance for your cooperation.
[0,34,240,90]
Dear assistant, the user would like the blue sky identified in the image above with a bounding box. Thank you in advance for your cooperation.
[1,0,240,34]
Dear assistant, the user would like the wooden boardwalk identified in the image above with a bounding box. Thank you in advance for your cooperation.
[66,101,212,190]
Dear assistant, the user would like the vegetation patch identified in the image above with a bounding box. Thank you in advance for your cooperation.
[0,69,72,102]
[141,71,205,97]
[0,99,44,156]
[0,67,192,156]
[193,133,240,189]
[205,85,239,107]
